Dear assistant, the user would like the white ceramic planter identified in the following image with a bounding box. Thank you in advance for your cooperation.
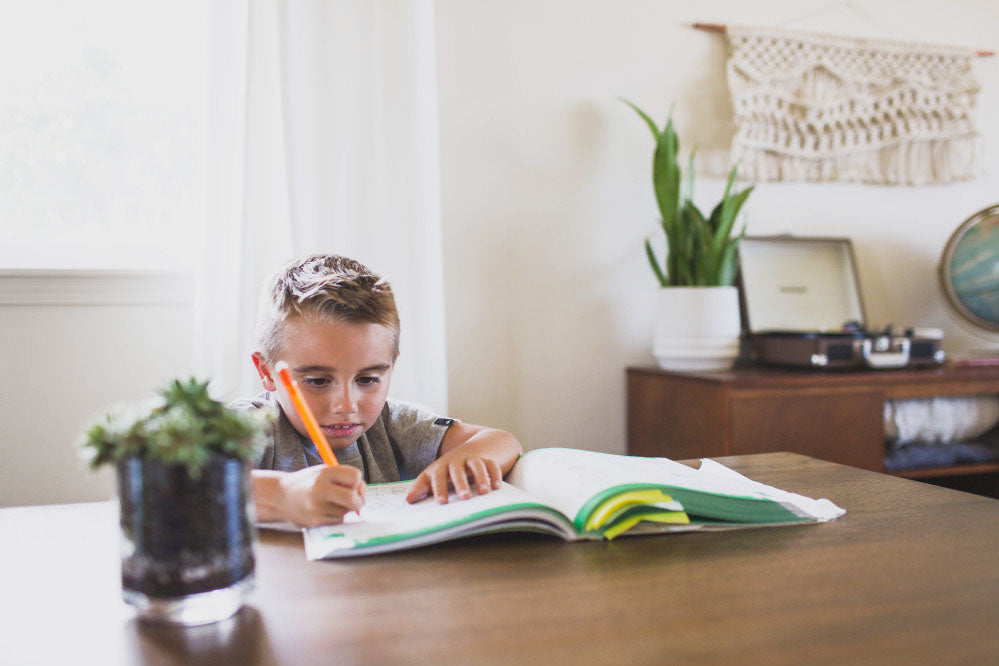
[652,286,741,372]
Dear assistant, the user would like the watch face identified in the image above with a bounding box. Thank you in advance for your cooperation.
[940,205,999,332]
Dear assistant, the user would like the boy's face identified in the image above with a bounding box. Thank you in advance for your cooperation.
[254,317,396,451]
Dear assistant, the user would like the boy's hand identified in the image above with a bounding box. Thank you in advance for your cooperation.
[275,465,366,527]
[406,441,504,504]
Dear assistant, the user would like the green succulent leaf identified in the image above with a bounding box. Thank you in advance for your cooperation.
[682,200,711,285]
[79,377,272,476]
[682,149,696,204]
[619,97,662,140]
[717,238,742,287]
[652,117,681,235]
[709,178,753,258]
[645,238,669,287]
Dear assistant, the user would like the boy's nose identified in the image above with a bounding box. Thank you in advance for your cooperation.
[330,385,358,415]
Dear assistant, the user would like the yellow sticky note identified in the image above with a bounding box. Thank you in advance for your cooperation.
[603,510,690,540]
[584,489,677,531]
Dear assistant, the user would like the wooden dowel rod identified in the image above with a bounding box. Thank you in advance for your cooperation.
[691,22,993,56]
[692,23,726,33]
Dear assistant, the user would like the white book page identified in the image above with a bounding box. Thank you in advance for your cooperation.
[506,448,710,523]
[696,459,845,521]
[304,480,557,545]
[506,448,845,524]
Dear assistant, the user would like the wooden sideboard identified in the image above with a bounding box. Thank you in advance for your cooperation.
[627,364,999,496]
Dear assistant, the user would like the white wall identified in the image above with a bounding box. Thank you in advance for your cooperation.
[5,0,999,506]
[0,273,193,506]
[435,0,999,453]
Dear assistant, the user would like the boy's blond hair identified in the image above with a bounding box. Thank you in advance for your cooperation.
[255,254,400,362]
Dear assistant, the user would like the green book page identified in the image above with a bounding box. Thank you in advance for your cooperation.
[506,448,845,530]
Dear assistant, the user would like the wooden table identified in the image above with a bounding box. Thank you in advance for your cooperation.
[2,453,998,664]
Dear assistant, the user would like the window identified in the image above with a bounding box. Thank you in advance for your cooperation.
[0,0,207,271]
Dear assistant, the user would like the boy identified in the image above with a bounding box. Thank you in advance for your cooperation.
[234,253,522,528]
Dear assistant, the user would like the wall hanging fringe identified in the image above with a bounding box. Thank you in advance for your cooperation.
[698,23,985,185]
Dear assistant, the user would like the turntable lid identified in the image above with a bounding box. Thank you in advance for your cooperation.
[739,236,867,333]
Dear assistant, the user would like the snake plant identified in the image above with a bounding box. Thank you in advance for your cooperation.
[622,99,753,287]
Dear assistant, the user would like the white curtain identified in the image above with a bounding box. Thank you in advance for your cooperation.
[196,0,448,412]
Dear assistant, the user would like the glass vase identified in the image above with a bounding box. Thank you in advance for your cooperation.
[116,455,256,626]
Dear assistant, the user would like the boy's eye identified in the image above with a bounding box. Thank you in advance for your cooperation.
[302,377,331,388]
[357,376,381,386]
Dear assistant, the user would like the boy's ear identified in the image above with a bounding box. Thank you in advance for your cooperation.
[252,352,278,392]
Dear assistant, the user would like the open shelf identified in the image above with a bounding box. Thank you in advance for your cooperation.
[628,363,999,499]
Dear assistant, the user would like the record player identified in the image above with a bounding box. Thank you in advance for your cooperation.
[738,236,945,369]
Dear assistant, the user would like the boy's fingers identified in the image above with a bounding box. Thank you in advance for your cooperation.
[319,505,349,524]
[466,458,491,493]
[430,467,450,504]
[326,465,363,487]
[317,465,360,491]
[406,475,430,503]
[315,466,365,510]
[324,485,363,512]
[449,461,472,500]
[297,501,349,528]
[485,458,503,489]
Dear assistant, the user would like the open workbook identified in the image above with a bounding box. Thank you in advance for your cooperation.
[286,448,845,559]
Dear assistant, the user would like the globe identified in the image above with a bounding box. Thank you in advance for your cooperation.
[939,205,999,332]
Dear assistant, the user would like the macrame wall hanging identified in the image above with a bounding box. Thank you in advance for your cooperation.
[721,25,982,185]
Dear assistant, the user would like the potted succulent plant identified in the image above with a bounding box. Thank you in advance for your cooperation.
[622,99,754,371]
[81,378,271,625]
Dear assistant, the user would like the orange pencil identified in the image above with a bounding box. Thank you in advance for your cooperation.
[274,360,338,467]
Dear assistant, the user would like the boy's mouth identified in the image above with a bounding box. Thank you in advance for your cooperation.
[321,423,360,438]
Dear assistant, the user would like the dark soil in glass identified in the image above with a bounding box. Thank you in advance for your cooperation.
[117,455,256,598]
